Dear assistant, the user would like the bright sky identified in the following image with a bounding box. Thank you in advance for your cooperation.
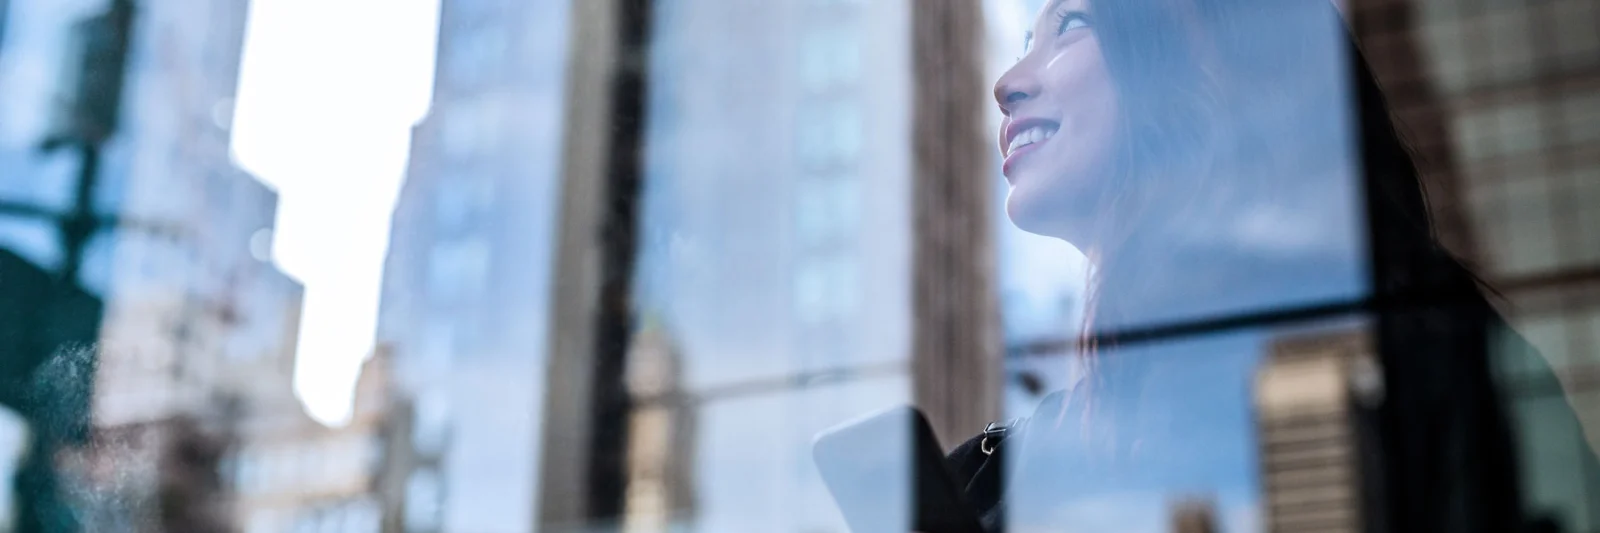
[231,0,442,425]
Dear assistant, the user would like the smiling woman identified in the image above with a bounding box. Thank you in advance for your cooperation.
[939,0,1600,530]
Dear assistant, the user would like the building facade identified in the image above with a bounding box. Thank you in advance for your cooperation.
[375,0,572,531]
[1349,0,1600,528]
[0,0,332,530]
[536,0,919,531]
[1255,331,1382,533]
[228,350,404,533]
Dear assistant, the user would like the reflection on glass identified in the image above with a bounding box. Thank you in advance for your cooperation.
[0,0,1594,530]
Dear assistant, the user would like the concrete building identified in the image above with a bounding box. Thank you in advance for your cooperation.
[1255,330,1382,533]
[536,1,918,531]
[1349,0,1600,528]
[0,0,339,530]
[227,349,404,533]
[374,0,571,531]
[619,320,696,533]
[1168,499,1221,533]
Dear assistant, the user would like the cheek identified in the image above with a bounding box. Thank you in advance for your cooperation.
[1044,40,1119,140]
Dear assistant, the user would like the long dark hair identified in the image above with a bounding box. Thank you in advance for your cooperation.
[1068,0,1527,527]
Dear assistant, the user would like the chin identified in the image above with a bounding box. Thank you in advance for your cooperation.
[1005,175,1093,241]
[1006,187,1073,240]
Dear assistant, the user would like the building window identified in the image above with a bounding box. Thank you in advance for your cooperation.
[412,389,451,455]
[426,238,492,301]
[433,177,496,231]
[1560,91,1600,147]
[795,100,862,168]
[798,26,861,92]
[447,27,509,85]
[794,176,860,248]
[1498,177,1558,276]
[1550,0,1600,69]
[419,323,458,374]
[405,468,445,532]
[440,100,504,159]
[793,254,859,323]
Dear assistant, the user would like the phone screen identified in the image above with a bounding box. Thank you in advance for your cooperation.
[812,406,987,533]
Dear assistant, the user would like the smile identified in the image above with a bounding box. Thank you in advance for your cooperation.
[1002,119,1060,178]
[1006,124,1056,154]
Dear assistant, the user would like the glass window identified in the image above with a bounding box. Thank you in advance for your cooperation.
[795,99,863,167]
[446,28,508,85]
[1551,0,1600,68]
[404,468,444,532]
[793,176,860,247]
[792,254,858,324]
[412,389,451,455]
[798,26,861,92]
[432,176,495,230]
[439,100,503,159]
[425,238,490,301]
[1499,177,1559,275]
[9,0,1598,532]
[1561,91,1600,146]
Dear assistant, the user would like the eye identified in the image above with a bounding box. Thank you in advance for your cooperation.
[1056,11,1091,35]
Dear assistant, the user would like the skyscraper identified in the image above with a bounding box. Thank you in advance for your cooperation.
[375,0,571,531]
[537,0,919,531]
[1255,330,1382,533]
[0,0,313,530]
[1349,0,1600,527]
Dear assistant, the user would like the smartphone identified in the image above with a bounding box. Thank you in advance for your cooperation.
[812,406,987,533]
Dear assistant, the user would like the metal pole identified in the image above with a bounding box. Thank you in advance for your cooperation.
[59,143,101,282]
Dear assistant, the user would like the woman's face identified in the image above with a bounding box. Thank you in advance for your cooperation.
[994,0,1121,243]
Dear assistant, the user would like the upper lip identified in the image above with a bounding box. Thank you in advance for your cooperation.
[1003,117,1061,157]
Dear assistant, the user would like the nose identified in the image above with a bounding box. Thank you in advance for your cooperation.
[994,63,1041,116]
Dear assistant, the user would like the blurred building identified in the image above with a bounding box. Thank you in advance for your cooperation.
[374,0,571,530]
[1255,330,1382,533]
[227,349,405,533]
[1350,0,1600,527]
[536,0,917,531]
[0,0,338,530]
[620,319,697,533]
[1167,498,1220,533]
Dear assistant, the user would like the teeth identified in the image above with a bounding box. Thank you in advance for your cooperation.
[1007,126,1055,154]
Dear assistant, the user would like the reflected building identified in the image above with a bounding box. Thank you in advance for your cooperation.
[1349,0,1600,527]
[620,319,696,533]
[1255,330,1382,533]
[0,0,319,530]
[1168,498,1220,533]
[227,348,403,533]
[539,0,916,531]
[374,0,571,531]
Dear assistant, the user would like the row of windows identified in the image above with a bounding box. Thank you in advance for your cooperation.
[1469,168,1600,276]
[1417,0,1600,92]
[404,468,445,532]
[233,434,383,496]
[1453,91,1600,163]
[246,498,382,533]
[791,12,866,327]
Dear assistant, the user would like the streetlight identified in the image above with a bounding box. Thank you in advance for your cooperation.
[0,2,135,532]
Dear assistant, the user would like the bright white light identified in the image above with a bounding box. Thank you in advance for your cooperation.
[231,0,441,425]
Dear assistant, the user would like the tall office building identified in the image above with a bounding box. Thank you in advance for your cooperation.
[228,348,404,533]
[1350,0,1600,527]
[1255,330,1381,533]
[0,0,317,529]
[537,0,918,531]
[375,0,571,531]
[619,320,696,533]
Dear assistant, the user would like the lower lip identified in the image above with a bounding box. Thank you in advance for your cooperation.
[1002,138,1049,180]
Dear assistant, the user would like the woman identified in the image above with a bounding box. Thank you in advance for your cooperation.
[938,0,1599,531]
